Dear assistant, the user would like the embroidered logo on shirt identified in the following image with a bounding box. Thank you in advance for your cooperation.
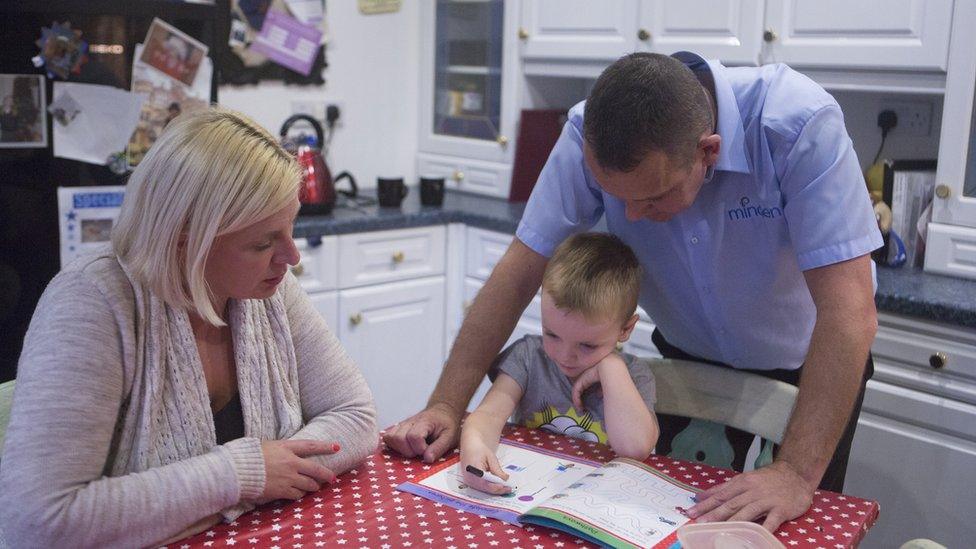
[727,196,783,221]
[524,405,607,444]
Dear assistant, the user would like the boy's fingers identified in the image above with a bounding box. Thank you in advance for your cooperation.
[487,454,509,481]
[464,473,513,495]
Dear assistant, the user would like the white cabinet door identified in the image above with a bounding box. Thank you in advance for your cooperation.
[339,277,446,429]
[763,0,953,71]
[417,0,520,166]
[519,0,639,61]
[846,386,976,548]
[308,290,338,335]
[926,1,976,278]
[637,0,763,66]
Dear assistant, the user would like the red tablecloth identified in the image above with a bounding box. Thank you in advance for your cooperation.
[172,425,878,548]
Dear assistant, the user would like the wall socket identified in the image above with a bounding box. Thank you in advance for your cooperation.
[883,100,934,137]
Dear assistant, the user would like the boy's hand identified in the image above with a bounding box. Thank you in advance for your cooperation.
[571,366,603,411]
[460,441,513,495]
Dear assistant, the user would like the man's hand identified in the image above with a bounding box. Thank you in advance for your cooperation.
[687,460,815,532]
[382,403,462,463]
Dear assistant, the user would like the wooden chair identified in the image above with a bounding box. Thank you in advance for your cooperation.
[644,358,798,469]
[0,380,14,459]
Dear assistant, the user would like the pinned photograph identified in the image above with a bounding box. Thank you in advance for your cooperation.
[1,74,47,148]
[128,43,210,168]
[138,18,209,86]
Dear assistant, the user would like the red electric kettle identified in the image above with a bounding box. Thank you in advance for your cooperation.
[279,114,357,215]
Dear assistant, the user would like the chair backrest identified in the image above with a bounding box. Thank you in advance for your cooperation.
[645,358,798,444]
[0,380,14,457]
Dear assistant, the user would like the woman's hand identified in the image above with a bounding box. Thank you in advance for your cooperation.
[459,440,512,495]
[257,439,340,504]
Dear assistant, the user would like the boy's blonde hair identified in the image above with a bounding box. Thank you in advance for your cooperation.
[542,232,642,324]
[112,107,301,326]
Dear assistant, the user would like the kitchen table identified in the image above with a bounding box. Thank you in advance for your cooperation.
[171,425,878,548]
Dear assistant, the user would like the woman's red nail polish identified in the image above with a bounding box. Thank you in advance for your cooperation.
[332,443,341,452]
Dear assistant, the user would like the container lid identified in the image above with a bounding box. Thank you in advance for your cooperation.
[676,522,785,549]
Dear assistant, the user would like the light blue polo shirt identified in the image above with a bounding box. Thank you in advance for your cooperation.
[516,52,882,371]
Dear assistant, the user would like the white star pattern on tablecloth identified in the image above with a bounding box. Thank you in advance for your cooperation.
[168,426,877,549]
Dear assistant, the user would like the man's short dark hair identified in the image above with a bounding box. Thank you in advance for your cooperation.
[583,52,713,172]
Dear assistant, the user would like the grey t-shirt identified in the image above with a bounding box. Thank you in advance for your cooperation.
[489,335,656,445]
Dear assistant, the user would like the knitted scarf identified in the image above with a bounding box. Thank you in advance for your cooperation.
[112,262,303,477]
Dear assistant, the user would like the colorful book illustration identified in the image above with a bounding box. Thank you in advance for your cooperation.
[397,439,700,549]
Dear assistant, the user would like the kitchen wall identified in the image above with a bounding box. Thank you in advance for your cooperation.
[219,1,422,190]
[833,92,943,171]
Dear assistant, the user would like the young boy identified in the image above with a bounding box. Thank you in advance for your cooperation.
[460,232,659,495]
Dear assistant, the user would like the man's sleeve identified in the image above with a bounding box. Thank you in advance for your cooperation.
[779,104,883,271]
[515,107,605,258]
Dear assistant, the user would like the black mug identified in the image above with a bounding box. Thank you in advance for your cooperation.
[420,176,445,207]
[377,177,408,208]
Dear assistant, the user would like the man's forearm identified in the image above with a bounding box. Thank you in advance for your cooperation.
[776,311,875,486]
[427,239,548,416]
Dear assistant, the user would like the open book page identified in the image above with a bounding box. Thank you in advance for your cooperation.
[521,458,700,549]
[397,439,599,524]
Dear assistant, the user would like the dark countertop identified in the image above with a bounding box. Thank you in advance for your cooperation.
[295,190,976,329]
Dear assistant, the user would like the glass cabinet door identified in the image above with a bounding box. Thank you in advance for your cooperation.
[433,0,504,142]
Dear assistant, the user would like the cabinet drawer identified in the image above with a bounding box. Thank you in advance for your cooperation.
[293,236,339,292]
[417,153,512,198]
[337,226,446,288]
[465,226,514,280]
[872,313,976,405]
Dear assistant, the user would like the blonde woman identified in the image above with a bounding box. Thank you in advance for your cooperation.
[0,108,377,547]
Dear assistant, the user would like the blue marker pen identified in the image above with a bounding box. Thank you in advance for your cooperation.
[465,465,518,491]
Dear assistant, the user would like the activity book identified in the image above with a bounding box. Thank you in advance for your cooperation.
[397,439,700,549]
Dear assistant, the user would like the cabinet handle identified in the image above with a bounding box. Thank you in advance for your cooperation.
[496,135,509,147]
[350,313,363,326]
[929,352,948,369]
[637,28,651,41]
[935,184,951,199]
[290,263,305,277]
[392,251,405,264]
[518,27,529,40]
[454,170,465,182]
[763,28,777,42]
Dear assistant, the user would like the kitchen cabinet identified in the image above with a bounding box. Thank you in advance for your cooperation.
[763,0,952,71]
[519,0,953,82]
[925,0,976,279]
[339,277,446,430]
[845,312,976,548]
[417,0,521,199]
[293,226,448,429]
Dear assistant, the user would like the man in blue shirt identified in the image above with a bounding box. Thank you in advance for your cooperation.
[386,52,881,531]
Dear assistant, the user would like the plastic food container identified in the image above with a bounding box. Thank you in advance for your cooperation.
[676,521,785,549]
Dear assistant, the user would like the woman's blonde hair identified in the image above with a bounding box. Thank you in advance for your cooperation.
[542,232,642,324]
[112,107,301,325]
